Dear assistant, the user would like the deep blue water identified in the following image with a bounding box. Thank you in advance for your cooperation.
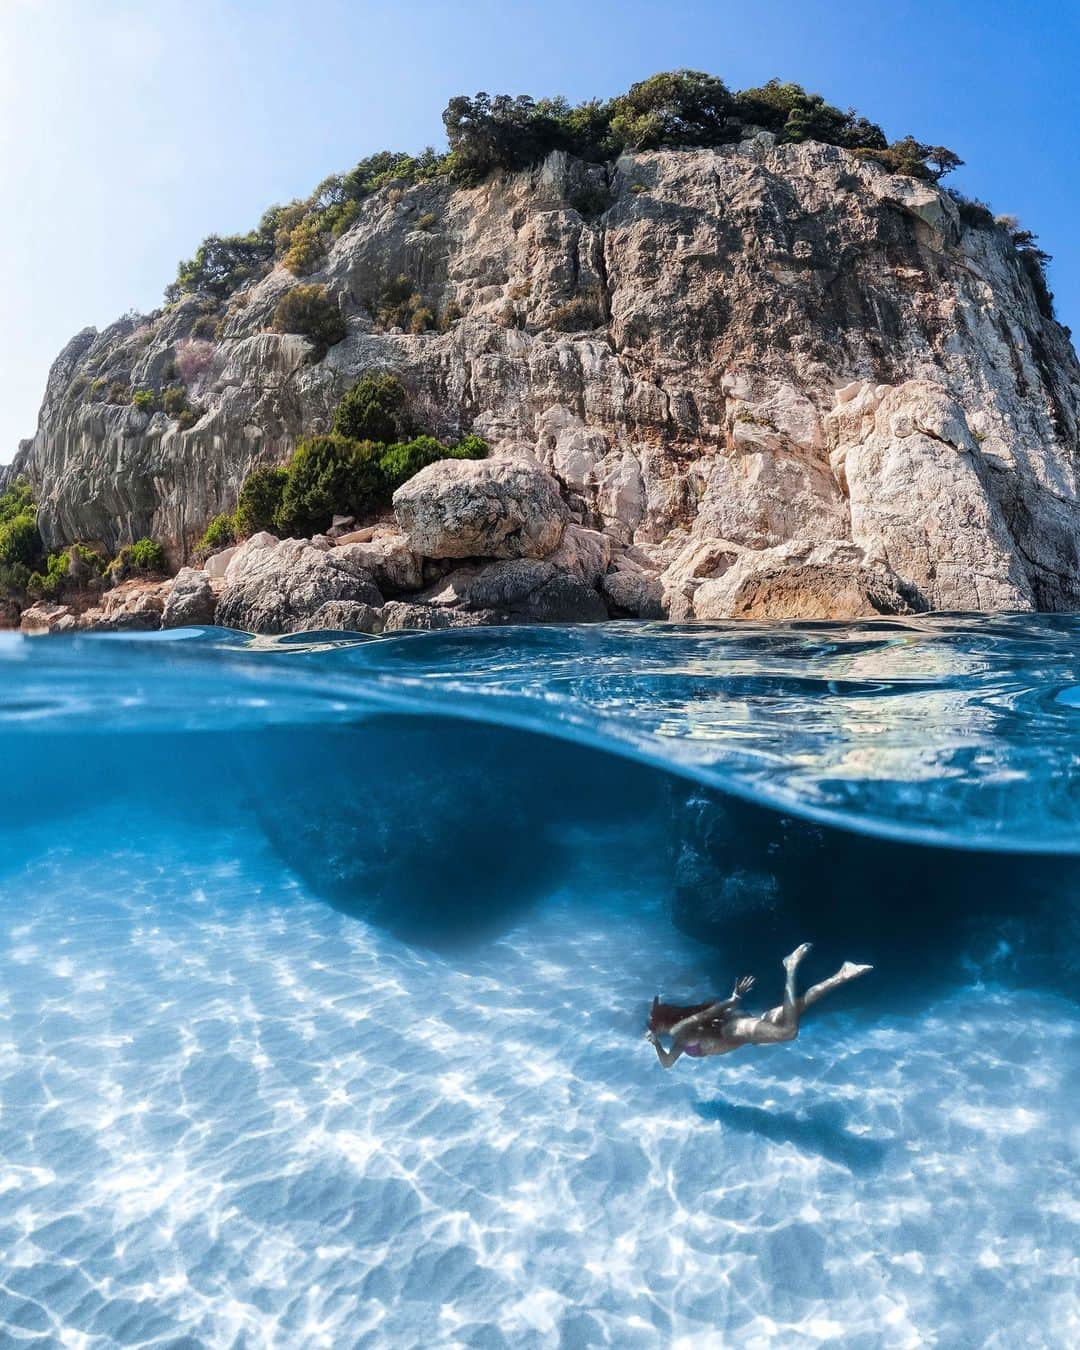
[0,617,1077,1347]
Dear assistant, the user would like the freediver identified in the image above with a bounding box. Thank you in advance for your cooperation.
[646,943,872,1068]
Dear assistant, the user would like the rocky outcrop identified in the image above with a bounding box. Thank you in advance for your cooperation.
[422,558,609,623]
[161,567,216,628]
[393,458,568,561]
[16,136,1080,621]
[215,535,383,633]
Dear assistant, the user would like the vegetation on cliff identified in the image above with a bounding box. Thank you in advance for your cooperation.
[164,71,967,306]
[211,376,490,542]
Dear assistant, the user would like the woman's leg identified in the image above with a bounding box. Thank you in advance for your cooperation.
[762,950,872,1025]
[796,961,873,1014]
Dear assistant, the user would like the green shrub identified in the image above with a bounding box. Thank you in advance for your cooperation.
[130,537,167,572]
[272,284,347,355]
[0,510,41,567]
[373,274,431,331]
[132,388,160,413]
[166,231,274,303]
[449,433,489,460]
[234,465,288,537]
[108,537,167,582]
[199,514,235,551]
[0,562,30,599]
[333,373,411,443]
[607,70,736,151]
[191,313,218,340]
[378,433,489,493]
[281,217,326,275]
[440,300,463,330]
[378,436,448,493]
[25,544,105,601]
[549,288,606,331]
[278,436,387,536]
[567,185,612,218]
[417,211,438,231]
[0,477,34,526]
[162,385,188,416]
[28,551,69,600]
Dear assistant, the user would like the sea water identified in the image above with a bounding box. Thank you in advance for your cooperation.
[0,618,1076,1347]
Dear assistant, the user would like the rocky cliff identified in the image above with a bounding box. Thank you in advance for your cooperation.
[16,134,1080,623]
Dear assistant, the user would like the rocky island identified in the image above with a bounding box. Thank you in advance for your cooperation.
[4,72,1078,634]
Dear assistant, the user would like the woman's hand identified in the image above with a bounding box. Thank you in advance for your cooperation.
[733,975,755,999]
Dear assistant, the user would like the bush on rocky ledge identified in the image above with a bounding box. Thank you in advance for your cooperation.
[107,538,168,583]
[272,285,347,356]
[277,435,387,537]
[234,467,289,538]
[225,376,491,541]
[332,373,412,443]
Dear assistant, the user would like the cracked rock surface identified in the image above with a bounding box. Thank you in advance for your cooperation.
[13,137,1080,619]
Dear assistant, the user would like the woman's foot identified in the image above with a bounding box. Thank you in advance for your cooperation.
[838,961,873,980]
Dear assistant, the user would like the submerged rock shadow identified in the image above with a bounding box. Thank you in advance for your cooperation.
[694,1098,891,1174]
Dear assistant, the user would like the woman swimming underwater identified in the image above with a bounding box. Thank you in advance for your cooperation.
[647,943,872,1068]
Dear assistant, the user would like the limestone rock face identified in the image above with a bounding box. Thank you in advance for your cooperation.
[216,535,383,634]
[17,138,1080,616]
[291,600,381,633]
[393,458,568,561]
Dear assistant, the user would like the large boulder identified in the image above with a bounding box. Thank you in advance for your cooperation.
[291,601,381,633]
[161,567,216,628]
[216,535,383,634]
[423,558,608,623]
[601,560,665,619]
[393,458,568,560]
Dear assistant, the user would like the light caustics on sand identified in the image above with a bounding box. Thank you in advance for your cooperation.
[0,617,1077,1347]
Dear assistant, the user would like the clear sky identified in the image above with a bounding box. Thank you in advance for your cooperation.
[2,0,1078,462]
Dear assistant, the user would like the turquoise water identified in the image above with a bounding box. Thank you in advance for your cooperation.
[0,618,1077,1346]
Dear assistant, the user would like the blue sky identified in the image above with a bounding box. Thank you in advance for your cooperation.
[2,0,1077,461]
